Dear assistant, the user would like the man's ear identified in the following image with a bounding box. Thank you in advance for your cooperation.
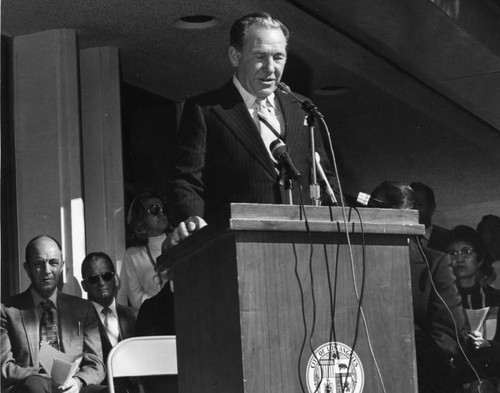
[81,280,88,293]
[114,274,121,291]
[228,46,241,67]
[23,262,31,279]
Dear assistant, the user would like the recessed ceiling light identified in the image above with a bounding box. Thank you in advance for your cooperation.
[174,15,221,29]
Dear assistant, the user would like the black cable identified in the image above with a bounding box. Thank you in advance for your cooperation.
[293,241,309,393]
[296,182,324,393]
[340,207,367,393]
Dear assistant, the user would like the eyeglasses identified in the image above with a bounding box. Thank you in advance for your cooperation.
[85,272,115,285]
[147,204,165,217]
[448,247,475,258]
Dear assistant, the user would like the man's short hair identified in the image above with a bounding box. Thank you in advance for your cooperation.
[81,252,115,277]
[410,181,436,207]
[230,12,290,51]
[25,235,62,262]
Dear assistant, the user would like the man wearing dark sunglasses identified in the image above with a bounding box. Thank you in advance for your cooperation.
[81,252,137,389]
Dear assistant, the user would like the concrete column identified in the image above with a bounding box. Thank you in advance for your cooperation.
[12,29,84,296]
[80,47,127,304]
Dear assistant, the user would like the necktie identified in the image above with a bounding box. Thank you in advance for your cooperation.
[255,99,282,160]
[40,299,59,350]
[102,307,119,346]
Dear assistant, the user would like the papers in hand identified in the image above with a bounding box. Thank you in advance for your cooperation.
[39,342,83,385]
[465,306,498,340]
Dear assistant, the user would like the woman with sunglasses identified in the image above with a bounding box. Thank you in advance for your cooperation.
[123,192,171,309]
[447,225,500,393]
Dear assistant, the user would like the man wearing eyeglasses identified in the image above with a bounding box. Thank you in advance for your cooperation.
[81,252,137,367]
[1,235,105,393]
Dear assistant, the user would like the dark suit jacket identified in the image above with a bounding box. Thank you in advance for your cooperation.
[135,284,175,337]
[1,289,105,389]
[169,80,338,225]
[96,303,137,364]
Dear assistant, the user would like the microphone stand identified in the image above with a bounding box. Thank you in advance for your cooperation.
[306,114,321,206]
[284,175,294,205]
[277,82,325,206]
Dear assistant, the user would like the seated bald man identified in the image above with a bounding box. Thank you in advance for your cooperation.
[1,235,106,393]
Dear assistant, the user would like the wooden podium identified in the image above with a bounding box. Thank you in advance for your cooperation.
[164,203,424,393]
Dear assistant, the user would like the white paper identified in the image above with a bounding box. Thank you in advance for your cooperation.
[39,343,83,385]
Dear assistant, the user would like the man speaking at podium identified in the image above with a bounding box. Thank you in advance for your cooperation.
[168,11,338,247]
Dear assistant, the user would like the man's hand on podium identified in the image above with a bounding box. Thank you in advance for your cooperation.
[165,216,208,249]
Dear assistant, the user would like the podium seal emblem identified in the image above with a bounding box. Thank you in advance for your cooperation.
[306,342,364,393]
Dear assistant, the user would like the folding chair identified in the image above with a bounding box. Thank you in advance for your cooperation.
[106,335,177,393]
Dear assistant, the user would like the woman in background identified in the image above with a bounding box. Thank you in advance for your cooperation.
[124,191,170,309]
[447,225,500,393]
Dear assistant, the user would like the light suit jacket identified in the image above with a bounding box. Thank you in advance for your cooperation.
[1,288,105,389]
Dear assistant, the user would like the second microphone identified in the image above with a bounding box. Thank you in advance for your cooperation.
[270,139,301,180]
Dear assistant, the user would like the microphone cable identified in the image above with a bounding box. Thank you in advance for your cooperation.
[296,181,324,393]
[318,115,387,393]
[278,84,385,392]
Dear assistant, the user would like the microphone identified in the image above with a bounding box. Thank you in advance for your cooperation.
[270,139,301,180]
[277,82,324,118]
[356,192,393,208]
[314,153,337,205]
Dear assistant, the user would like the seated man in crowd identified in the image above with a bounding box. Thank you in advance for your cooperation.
[81,252,138,392]
[410,181,450,252]
[1,235,105,393]
[447,225,500,393]
[371,181,465,393]
[81,252,137,367]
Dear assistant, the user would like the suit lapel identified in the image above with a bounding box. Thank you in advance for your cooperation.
[212,82,277,176]
[116,306,124,340]
[276,89,308,152]
[18,291,39,366]
[58,293,75,352]
[116,306,129,340]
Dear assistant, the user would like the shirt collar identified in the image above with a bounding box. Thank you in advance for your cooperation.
[30,286,58,309]
[92,299,117,316]
[232,75,276,110]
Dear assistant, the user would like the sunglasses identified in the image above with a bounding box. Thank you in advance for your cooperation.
[147,204,165,216]
[85,272,115,285]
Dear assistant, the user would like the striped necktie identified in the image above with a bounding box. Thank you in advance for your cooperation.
[255,99,282,160]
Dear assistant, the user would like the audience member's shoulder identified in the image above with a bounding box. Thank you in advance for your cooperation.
[411,239,448,265]
[58,291,94,307]
[3,290,32,308]
[117,302,138,319]
[423,244,449,263]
